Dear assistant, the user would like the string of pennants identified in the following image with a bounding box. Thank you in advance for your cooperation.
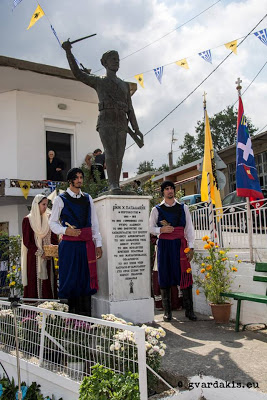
[134,29,267,88]
[12,1,267,89]
[13,1,61,45]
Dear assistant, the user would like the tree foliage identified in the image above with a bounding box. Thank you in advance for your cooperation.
[176,106,257,167]
[136,160,155,175]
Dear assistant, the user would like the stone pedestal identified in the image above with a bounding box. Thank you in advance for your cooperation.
[92,195,154,323]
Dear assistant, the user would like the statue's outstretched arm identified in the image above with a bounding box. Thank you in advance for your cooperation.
[62,40,97,89]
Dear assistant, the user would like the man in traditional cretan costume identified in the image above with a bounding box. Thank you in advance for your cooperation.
[50,168,102,315]
[149,181,197,321]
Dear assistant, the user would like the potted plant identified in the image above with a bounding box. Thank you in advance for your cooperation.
[192,236,240,323]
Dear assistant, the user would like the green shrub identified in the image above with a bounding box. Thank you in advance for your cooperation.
[79,364,140,400]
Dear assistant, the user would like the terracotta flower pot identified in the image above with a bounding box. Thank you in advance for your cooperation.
[210,302,232,324]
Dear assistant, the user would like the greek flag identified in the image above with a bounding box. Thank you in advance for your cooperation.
[50,25,61,48]
[154,66,164,84]
[12,0,23,10]
[199,50,212,64]
[48,181,57,193]
[254,28,267,46]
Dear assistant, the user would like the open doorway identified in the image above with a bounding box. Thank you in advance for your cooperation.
[46,131,72,181]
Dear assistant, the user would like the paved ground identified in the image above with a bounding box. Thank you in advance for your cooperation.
[151,309,267,398]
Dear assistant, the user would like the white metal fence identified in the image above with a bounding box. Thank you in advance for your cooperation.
[0,301,148,399]
[191,197,267,249]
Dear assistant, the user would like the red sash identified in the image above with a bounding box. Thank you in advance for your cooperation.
[62,227,98,290]
[159,226,193,289]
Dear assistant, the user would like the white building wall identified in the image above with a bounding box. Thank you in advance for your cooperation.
[0,205,19,236]
[0,91,18,178]
[3,90,100,180]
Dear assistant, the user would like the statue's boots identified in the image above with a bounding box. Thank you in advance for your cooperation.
[182,287,197,321]
[160,287,172,321]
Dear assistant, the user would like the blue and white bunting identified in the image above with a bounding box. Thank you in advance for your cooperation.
[50,25,61,48]
[12,0,23,10]
[48,181,57,192]
[198,50,212,64]
[153,66,164,84]
[254,28,267,46]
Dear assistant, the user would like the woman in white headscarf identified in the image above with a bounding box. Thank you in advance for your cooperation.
[21,194,58,299]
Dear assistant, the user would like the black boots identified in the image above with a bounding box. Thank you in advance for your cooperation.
[182,286,197,321]
[160,287,172,321]
[68,295,91,316]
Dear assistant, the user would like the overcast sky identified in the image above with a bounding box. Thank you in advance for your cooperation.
[1,0,267,176]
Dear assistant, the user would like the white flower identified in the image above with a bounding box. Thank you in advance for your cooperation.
[145,343,152,350]
[151,338,158,345]
[160,343,167,350]
[153,345,160,352]
[156,334,160,339]
[114,341,121,350]
[110,344,115,351]
[148,349,154,356]
[147,335,153,343]
[159,349,165,357]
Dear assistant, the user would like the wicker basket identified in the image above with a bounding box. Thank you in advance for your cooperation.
[43,245,58,258]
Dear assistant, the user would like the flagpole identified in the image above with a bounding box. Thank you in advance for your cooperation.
[236,78,253,262]
[203,93,215,242]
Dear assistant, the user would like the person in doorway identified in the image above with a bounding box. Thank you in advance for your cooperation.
[47,150,64,181]
[91,149,106,182]
[21,195,58,299]
[149,181,197,321]
[49,168,102,316]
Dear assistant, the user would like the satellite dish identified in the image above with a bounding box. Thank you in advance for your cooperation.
[217,170,226,190]
[198,151,227,172]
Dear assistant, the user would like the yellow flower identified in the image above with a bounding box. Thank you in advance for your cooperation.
[184,247,190,254]
[186,268,192,273]
[206,273,210,279]
[201,263,205,267]
[12,266,16,270]
[209,241,215,247]
[204,244,211,250]
[222,257,228,261]
[18,267,21,271]
[235,255,238,258]
[202,235,209,241]
[196,289,200,295]
[54,257,58,262]
[9,281,16,287]
[215,245,219,248]
[219,250,225,255]
[200,268,206,273]
[232,267,238,272]
[238,260,242,263]
[7,274,10,278]
[55,265,59,270]
[206,256,211,260]
[206,265,212,271]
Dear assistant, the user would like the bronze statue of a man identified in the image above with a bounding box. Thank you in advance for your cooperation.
[62,41,143,193]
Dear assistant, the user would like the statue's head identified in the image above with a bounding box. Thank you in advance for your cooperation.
[101,50,119,72]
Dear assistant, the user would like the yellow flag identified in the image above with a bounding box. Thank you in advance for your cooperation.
[18,181,32,199]
[27,5,45,30]
[224,40,237,55]
[176,59,189,69]
[134,74,144,88]
[201,110,222,219]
